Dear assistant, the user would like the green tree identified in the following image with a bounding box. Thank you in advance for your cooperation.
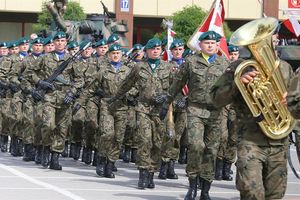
[32,1,86,33]
[157,5,231,43]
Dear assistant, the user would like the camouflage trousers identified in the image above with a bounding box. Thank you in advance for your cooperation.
[236,143,288,200]
[186,115,222,182]
[22,99,35,145]
[161,111,187,162]
[136,112,164,172]
[33,102,43,146]
[9,96,23,138]
[71,102,85,144]
[41,102,72,153]
[1,98,12,136]
[97,103,127,162]
[83,100,98,148]
[123,106,138,148]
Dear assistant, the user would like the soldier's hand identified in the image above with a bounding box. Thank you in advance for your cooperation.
[94,88,105,98]
[31,89,43,101]
[64,91,75,104]
[38,80,55,91]
[175,96,188,109]
[154,93,167,104]
[281,92,287,106]
[240,70,259,84]
[159,107,168,120]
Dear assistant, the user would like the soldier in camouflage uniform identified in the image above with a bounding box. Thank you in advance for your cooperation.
[91,43,129,178]
[111,38,172,189]
[160,31,228,200]
[43,37,55,54]
[210,32,294,199]
[159,39,187,180]
[26,32,83,170]
[93,39,109,65]
[8,41,19,55]
[288,69,300,119]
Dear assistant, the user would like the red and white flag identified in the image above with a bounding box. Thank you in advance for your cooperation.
[187,0,229,59]
[162,23,176,61]
[283,16,300,37]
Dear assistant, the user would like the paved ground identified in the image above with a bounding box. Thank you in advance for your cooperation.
[0,146,299,200]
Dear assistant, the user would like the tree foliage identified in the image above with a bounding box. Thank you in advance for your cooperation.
[157,5,231,43]
[32,1,86,33]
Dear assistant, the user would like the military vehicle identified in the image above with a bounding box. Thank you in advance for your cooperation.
[46,0,129,46]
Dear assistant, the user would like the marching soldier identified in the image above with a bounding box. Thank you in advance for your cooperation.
[43,37,55,53]
[67,41,79,56]
[8,41,19,55]
[159,31,228,199]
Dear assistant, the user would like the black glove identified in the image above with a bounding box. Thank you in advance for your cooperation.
[31,89,43,102]
[9,83,20,93]
[159,107,168,120]
[37,80,55,91]
[72,103,81,115]
[94,88,105,98]
[127,95,138,106]
[64,91,75,104]
[154,93,167,104]
[175,96,188,109]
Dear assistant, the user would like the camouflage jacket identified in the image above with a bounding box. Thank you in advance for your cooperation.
[210,59,294,146]
[115,59,172,115]
[164,53,228,119]
[288,68,300,119]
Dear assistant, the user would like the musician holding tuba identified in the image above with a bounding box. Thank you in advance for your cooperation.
[210,17,294,200]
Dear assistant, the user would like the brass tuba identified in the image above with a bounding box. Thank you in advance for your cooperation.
[230,17,295,140]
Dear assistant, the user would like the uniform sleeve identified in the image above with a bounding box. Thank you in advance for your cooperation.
[287,72,300,119]
[70,61,85,94]
[210,59,242,108]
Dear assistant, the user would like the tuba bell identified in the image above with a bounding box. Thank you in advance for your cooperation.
[230,17,295,140]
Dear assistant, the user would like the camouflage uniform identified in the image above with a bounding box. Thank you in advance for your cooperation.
[165,53,227,176]
[288,69,300,119]
[210,59,293,200]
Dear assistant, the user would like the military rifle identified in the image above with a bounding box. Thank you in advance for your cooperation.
[33,42,91,101]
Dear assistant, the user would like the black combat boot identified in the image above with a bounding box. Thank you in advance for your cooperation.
[184,176,198,200]
[104,160,115,178]
[16,138,24,156]
[122,145,131,163]
[61,141,69,157]
[10,135,18,156]
[178,146,187,164]
[92,149,98,166]
[96,156,106,177]
[49,152,62,170]
[131,148,137,163]
[214,158,223,180]
[84,147,93,165]
[41,146,51,168]
[147,172,155,188]
[138,169,149,189]
[167,159,178,179]
[23,144,34,162]
[199,179,212,200]
[223,161,233,181]
[158,161,168,179]
[69,143,75,158]
[35,145,43,164]
[81,147,87,163]
[73,142,81,160]
[0,135,8,152]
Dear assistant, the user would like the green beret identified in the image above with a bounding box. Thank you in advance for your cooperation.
[67,41,79,49]
[145,38,161,50]
[7,41,18,48]
[170,39,184,50]
[0,42,8,48]
[121,47,129,55]
[107,33,119,44]
[79,40,92,50]
[228,45,239,53]
[198,31,221,42]
[132,44,143,51]
[18,37,29,45]
[94,39,107,47]
[53,31,67,40]
[43,37,54,45]
[31,37,44,45]
[108,43,121,52]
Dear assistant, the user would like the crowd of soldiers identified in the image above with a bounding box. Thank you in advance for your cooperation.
[0,24,298,200]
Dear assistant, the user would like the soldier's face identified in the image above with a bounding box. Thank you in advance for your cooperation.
[69,47,79,56]
[9,47,19,55]
[0,48,8,56]
[81,47,93,58]
[199,40,217,56]
[229,52,239,62]
[108,50,122,62]
[54,38,67,52]
[96,45,108,56]
[44,43,55,53]
[32,43,44,54]
[19,43,29,52]
[134,50,145,61]
[171,46,184,59]
[146,46,162,59]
